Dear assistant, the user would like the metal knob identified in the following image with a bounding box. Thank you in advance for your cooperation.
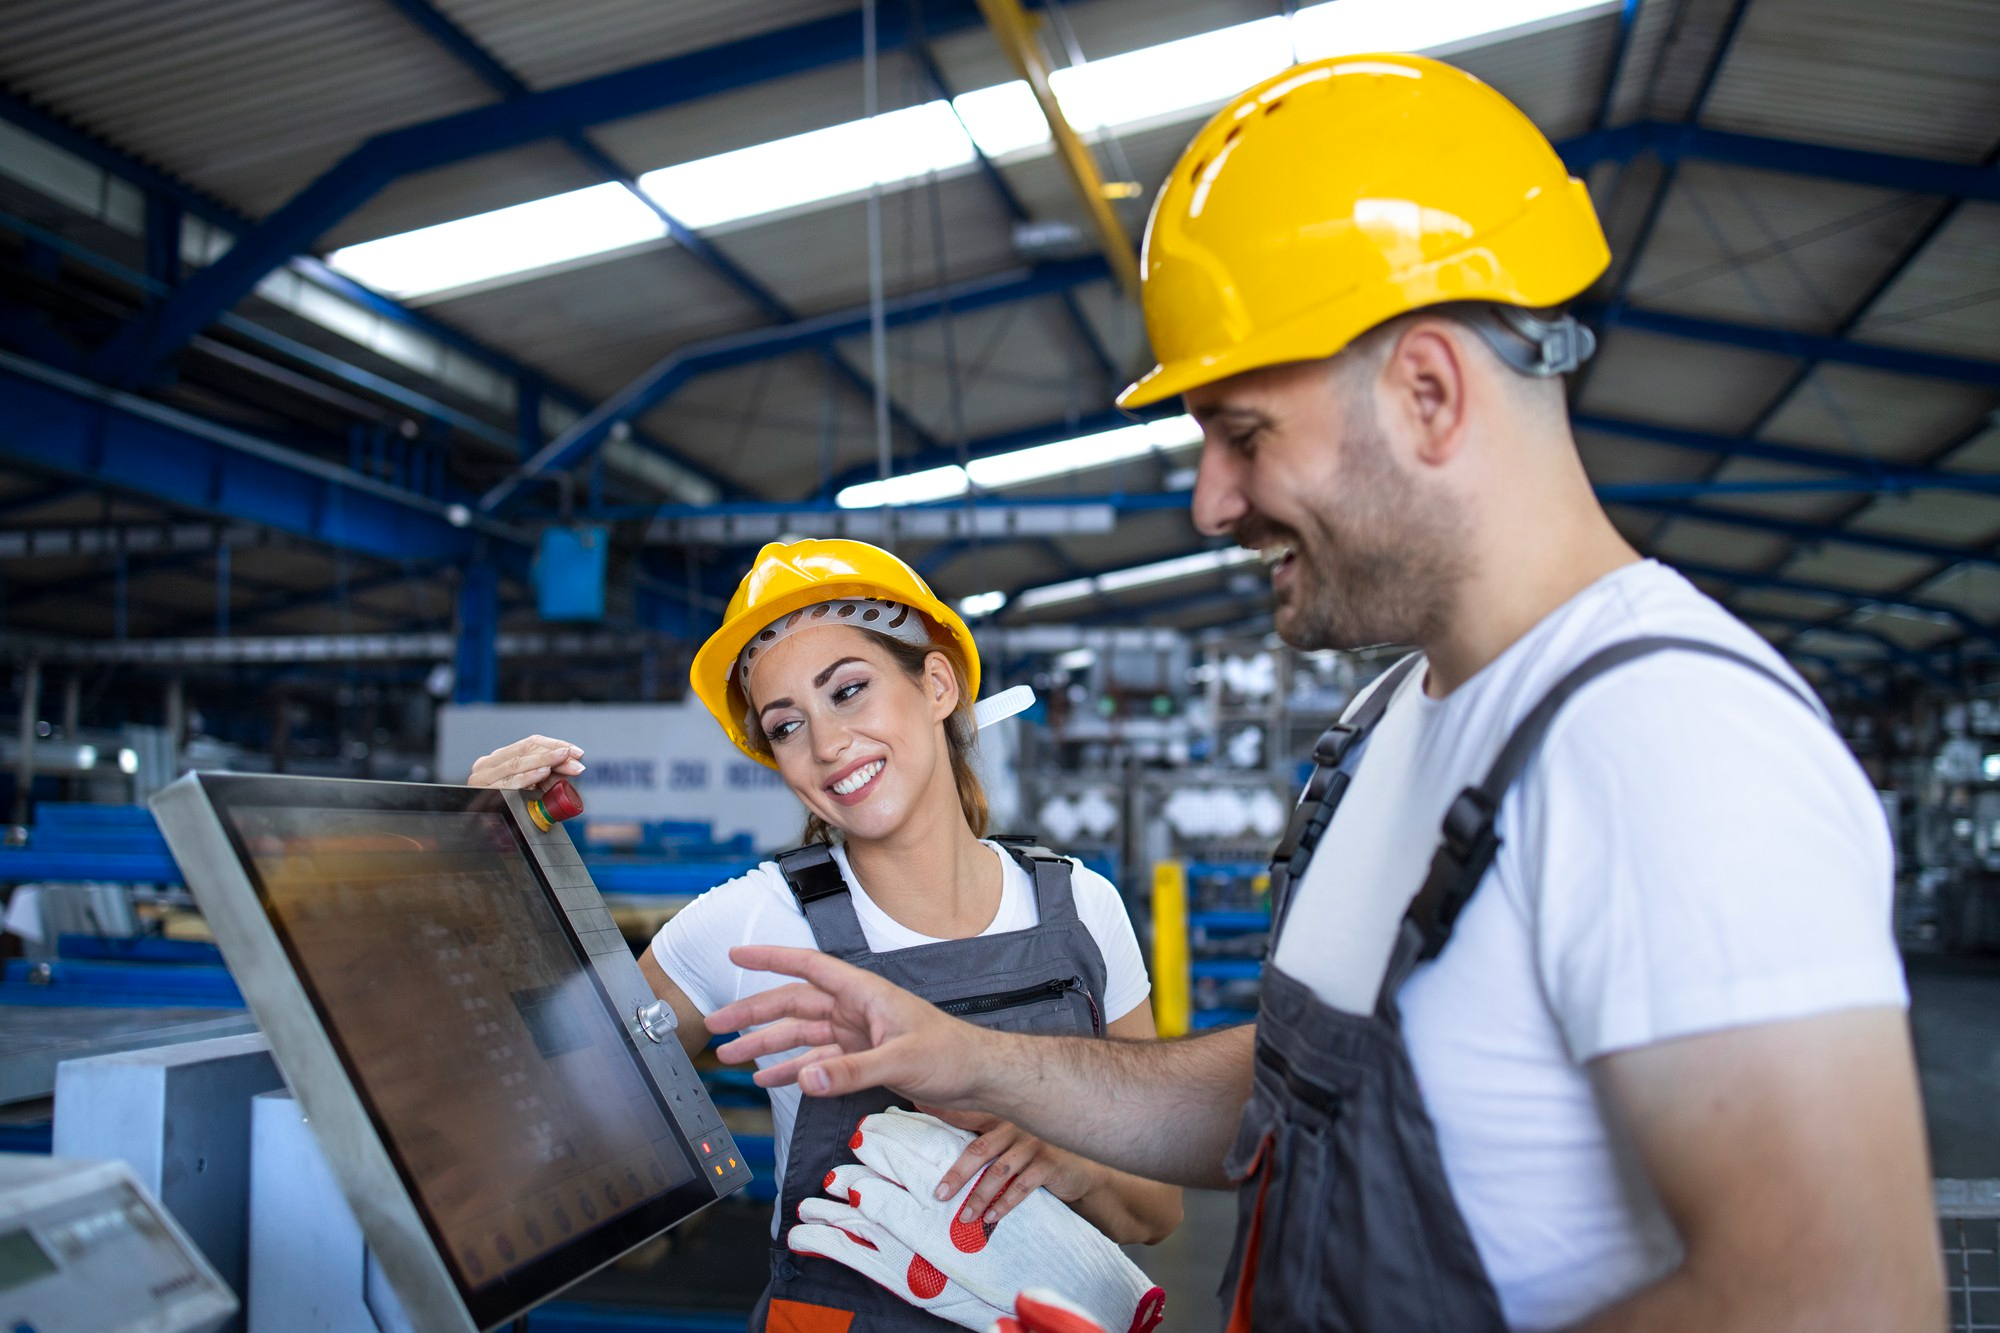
[634,999,678,1044]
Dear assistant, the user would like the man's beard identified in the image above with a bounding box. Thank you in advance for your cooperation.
[1242,399,1466,652]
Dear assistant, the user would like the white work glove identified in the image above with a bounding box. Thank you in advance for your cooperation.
[790,1171,1011,1331]
[988,1289,1110,1333]
[840,1109,1165,1333]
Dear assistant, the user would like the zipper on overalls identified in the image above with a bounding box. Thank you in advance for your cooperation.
[938,976,1102,1035]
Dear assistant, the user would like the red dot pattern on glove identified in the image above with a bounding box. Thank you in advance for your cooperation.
[824,1170,838,1191]
[949,1168,1000,1253]
[907,1254,947,1300]
[850,1129,865,1151]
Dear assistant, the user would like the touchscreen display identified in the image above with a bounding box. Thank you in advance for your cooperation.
[221,803,694,1292]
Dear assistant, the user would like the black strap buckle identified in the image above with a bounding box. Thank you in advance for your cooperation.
[1409,788,1503,959]
[1312,721,1362,768]
[774,844,848,905]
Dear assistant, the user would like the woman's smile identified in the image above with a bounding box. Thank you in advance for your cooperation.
[826,757,886,804]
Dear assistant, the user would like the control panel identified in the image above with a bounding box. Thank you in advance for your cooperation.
[0,1154,236,1333]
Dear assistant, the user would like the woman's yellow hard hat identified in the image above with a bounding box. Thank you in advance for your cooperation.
[690,539,980,767]
[1119,53,1611,408]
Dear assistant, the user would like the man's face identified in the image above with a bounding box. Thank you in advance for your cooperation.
[1185,353,1465,652]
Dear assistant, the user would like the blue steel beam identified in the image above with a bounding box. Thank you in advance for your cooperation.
[817,401,2000,506]
[0,350,528,572]
[1559,122,2000,206]
[0,87,733,497]
[1572,414,2000,491]
[1607,496,2000,572]
[1670,559,2000,649]
[86,0,993,386]
[480,257,1111,511]
[1579,305,2000,388]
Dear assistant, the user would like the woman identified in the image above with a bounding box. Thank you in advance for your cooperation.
[471,538,1179,1331]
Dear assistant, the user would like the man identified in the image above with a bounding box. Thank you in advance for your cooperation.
[708,54,1944,1331]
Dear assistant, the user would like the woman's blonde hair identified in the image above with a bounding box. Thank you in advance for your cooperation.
[740,631,987,845]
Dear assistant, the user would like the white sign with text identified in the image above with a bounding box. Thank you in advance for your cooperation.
[437,702,804,851]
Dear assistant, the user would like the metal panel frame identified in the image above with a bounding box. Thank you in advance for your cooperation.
[148,772,746,1333]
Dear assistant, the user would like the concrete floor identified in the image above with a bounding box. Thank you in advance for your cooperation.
[1129,1189,1235,1332]
[1907,952,2000,1179]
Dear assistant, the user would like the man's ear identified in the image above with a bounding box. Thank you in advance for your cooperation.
[1382,319,1469,469]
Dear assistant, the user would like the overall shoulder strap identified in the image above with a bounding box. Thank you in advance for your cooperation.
[773,843,872,961]
[1399,635,1818,970]
[989,835,1080,923]
[1269,652,1424,937]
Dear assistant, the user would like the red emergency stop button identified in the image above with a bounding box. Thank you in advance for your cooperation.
[526,778,584,831]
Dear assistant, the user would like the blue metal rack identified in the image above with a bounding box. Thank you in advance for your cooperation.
[0,802,761,897]
[0,959,243,1008]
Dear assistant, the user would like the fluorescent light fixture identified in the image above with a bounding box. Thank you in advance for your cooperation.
[1016,547,1259,611]
[328,0,1608,301]
[958,590,1009,619]
[330,182,667,299]
[837,415,1202,509]
[1054,648,1098,673]
[117,747,139,775]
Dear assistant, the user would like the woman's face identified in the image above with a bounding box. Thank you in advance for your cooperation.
[744,625,958,842]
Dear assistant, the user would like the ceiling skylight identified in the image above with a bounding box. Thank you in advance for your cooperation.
[1015,547,1261,612]
[328,0,1611,301]
[836,414,1203,509]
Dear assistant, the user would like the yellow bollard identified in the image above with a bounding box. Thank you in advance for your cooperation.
[1151,859,1191,1039]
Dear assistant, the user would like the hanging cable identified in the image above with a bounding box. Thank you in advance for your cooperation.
[863,0,895,549]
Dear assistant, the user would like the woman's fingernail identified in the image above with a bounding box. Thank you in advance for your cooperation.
[934,1184,951,1201]
[960,1207,974,1223]
[803,1067,829,1094]
[984,1210,997,1225]
[573,761,586,771]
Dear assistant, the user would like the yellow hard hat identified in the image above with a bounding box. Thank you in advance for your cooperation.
[689,539,981,767]
[1118,53,1611,409]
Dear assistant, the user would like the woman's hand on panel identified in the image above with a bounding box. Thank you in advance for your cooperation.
[467,734,585,790]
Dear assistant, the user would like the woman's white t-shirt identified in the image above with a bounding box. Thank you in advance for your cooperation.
[650,839,1151,1231]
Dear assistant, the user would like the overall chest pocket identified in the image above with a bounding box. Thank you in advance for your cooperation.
[935,975,1101,1036]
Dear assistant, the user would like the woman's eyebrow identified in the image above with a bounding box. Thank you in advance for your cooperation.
[813,656,865,689]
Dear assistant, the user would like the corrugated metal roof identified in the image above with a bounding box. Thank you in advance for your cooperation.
[1621,163,1940,333]
[441,0,860,92]
[1700,0,2000,160]
[0,0,1993,670]
[1781,542,1944,591]
[1643,514,1796,567]
[0,0,496,218]
[1758,365,1993,461]
[1578,326,1794,431]
[1850,203,2000,362]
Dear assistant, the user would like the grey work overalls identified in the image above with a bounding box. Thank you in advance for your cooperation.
[750,837,1110,1333]
[1220,637,1816,1332]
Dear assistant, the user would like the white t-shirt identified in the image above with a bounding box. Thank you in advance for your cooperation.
[1270,559,1905,1331]
[652,839,1151,1232]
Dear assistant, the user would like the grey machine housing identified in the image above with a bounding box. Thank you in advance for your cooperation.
[150,772,751,1333]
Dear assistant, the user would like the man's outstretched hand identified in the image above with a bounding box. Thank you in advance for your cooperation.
[709,945,1002,1107]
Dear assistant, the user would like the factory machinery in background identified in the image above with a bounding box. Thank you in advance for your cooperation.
[1879,695,2000,957]
[1014,633,1406,1034]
